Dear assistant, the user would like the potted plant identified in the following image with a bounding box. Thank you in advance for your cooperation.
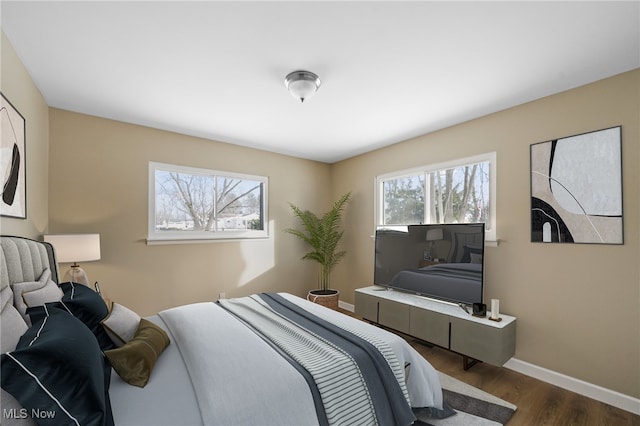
[285,192,351,310]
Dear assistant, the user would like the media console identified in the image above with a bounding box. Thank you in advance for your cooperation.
[355,286,516,369]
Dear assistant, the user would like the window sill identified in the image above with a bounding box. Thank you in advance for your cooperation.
[485,239,499,247]
[146,235,270,245]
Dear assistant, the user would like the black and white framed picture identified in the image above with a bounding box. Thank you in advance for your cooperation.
[1,93,26,219]
[530,126,623,244]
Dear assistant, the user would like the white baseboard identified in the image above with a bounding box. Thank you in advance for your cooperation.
[504,358,640,416]
[338,300,355,312]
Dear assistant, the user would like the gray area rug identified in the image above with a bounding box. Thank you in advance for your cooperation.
[416,372,517,426]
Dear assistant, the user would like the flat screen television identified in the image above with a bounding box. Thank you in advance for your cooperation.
[374,223,485,305]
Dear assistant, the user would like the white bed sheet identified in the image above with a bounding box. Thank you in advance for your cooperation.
[158,301,320,426]
[108,294,444,426]
[108,315,203,426]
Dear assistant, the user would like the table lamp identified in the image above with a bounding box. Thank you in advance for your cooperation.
[425,228,443,260]
[43,234,101,285]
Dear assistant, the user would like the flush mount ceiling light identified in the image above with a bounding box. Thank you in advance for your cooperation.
[284,70,321,103]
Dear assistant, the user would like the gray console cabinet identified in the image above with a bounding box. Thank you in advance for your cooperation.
[355,286,516,368]
[410,307,450,348]
[378,298,411,334]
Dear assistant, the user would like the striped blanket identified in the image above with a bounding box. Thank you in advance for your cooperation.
[219,293,415,426]
[158,293,445,426]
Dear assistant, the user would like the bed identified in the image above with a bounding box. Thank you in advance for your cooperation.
[388,263,482,302]
[1,236,452,426]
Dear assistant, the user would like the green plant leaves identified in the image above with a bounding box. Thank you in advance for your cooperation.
[285,192,351,290]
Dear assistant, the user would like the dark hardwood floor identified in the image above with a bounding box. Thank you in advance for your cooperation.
[409,342,639,426]
[341,309,640,425]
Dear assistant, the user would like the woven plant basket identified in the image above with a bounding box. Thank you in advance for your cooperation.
[307,289,340,310]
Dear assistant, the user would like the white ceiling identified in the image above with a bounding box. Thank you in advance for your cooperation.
[2,1,639,163]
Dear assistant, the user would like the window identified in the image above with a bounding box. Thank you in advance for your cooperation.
[148,162,268,242]
[376,153,497,241]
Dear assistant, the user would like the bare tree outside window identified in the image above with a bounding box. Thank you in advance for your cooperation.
[429,162,489,225]
[149,162,267,241]
[381,160,491,231]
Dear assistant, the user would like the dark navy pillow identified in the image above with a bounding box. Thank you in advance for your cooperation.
[461,245,483,263]
[58,282,116,350]
[1,303,114,426]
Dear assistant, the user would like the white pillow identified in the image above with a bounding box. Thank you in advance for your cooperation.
[11,269,63,325]
[1,285,28,353]
[101,302,141,347]
[22,283,64,310]
[1,304,28,354]
[1,283,14,312]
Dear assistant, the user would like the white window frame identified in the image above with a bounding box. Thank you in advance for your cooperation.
[148,162,269,244]
[375,152,497,242]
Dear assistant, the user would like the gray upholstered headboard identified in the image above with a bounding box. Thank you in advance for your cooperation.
[1,236,59,426]
[0,236,59,294]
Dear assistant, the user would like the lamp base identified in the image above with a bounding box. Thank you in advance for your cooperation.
[63,265,89,285]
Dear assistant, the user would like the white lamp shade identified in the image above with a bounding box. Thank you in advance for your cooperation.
[44,234,101,263]
[426,228,444,241]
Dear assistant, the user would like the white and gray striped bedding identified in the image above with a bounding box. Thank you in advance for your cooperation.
[228,293,423,425]
[157,293,444,426]
[158,300,321,425]
[221,295,377,425]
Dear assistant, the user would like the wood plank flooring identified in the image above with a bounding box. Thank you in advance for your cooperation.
[409,342,639,426]
[340,310,639,425]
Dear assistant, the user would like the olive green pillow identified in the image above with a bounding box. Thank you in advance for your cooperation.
[105,319,170,387]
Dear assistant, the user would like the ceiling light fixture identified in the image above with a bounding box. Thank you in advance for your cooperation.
[284,70,321,103]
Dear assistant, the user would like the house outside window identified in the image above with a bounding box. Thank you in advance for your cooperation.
[376,153,497,241]
[148,162,268,243]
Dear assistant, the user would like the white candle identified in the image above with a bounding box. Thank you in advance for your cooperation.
[491,299,500,320]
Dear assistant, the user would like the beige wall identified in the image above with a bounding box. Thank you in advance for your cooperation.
[331,69,640,399]
[0,32,49,237]
[48,109,332,316]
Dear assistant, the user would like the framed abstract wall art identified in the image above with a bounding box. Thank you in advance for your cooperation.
[530,126,623,244]
[0,93,26,219]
